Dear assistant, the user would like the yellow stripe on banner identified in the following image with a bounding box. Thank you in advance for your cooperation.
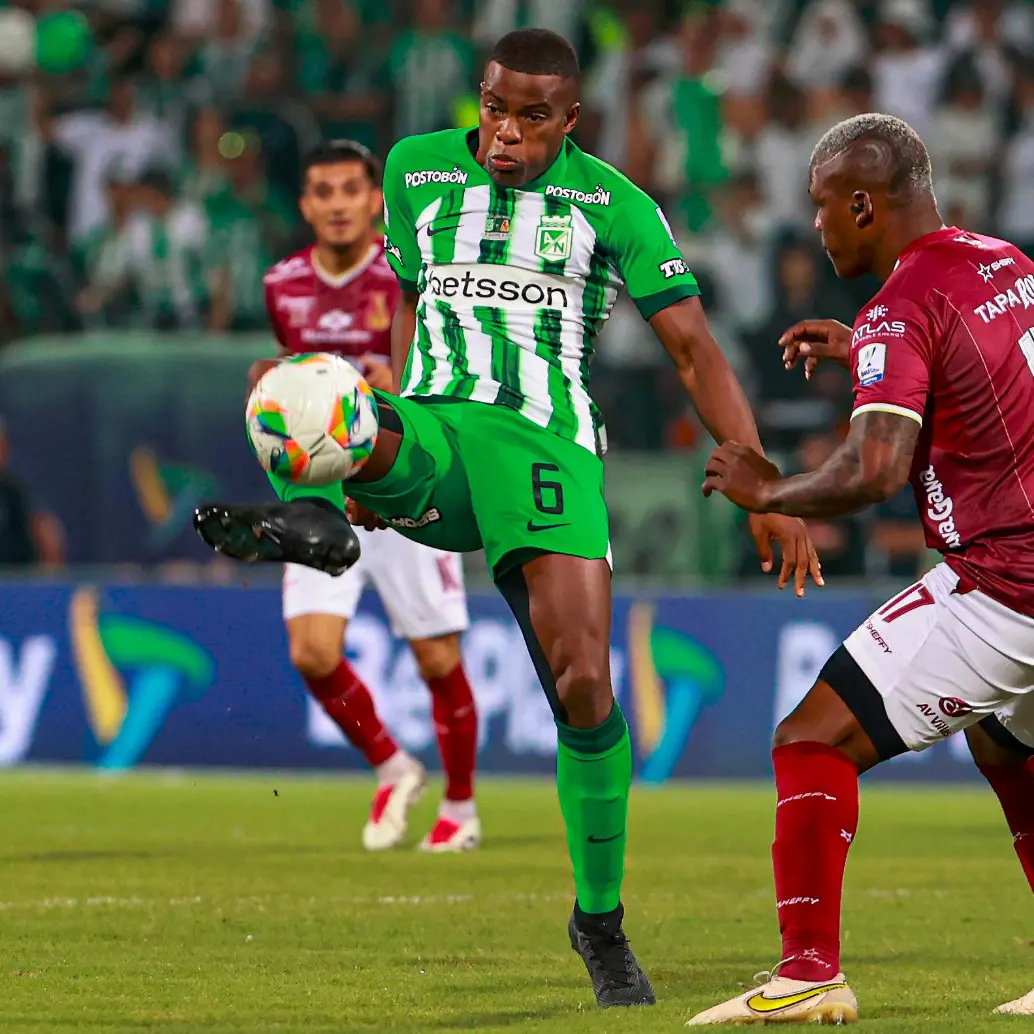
[628,602,663,754]
[129,446,171,525]
[69,588,126,745]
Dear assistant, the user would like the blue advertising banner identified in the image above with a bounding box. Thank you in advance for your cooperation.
[0,580,982,781]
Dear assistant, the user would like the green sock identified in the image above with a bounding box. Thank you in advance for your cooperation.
[266,470,346,510]
[556,703,632,915]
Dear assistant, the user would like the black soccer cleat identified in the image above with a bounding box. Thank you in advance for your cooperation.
[193,500,361,576]
[568,904,656,1008]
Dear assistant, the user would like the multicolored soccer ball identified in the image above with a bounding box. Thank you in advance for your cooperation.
[246,354,380,485]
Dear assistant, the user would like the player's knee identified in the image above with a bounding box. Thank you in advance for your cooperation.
[288,631,341,679]
[410,634,462,682]
[554,648,611,727]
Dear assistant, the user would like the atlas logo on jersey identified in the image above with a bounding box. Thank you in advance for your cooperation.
[852,318,907,344]
[866,304,888,320]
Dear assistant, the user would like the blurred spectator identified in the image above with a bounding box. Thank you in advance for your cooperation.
[634,10,727,232]
[123,170,210,330]
[75,176,136,327]
[296,0,390,154]
[472,0,585,55]
[582,6,679,171]
[207,139,290,331]
[748,236,853,449]
[1000,67,1034,255]
[228,50,318,199]
[754,74,814,230]
[180,107,232,206]
[0,417,64,569]
[926,55,998,229]
[705,171,774,333]
[137,35,202,143]
[787,0,868,95]
[51,76,179,242]
[945,0,1034,112]
[715,2,775,101]
[815,65,875,130]
[171,0,271,42]
[388,0,473,140]
[871,0,947,133]
[195,0,258,107]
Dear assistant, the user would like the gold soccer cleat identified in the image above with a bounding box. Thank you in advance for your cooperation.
[686,966,858,1026]
[994,987,1034,1015]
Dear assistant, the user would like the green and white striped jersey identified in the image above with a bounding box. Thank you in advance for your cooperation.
[383,128,700,454]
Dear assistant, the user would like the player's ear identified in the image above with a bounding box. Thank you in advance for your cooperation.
[564,101,580,136]
[851,190,873,229]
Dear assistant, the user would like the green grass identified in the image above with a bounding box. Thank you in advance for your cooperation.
[0,772,1030,1032]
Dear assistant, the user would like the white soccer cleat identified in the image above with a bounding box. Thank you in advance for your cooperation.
[418,815,482,853]
[994,987,1034,1015]
[686,967,858,1026]
[361,762,427,851]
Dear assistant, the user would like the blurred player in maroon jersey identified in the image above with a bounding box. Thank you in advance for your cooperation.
[262,142,480,853]
[691,114,1034,1025]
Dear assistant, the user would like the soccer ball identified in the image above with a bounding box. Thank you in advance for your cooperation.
[246,354,380,486]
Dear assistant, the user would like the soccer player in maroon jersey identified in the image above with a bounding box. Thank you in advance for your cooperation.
[262,142,481,853]
[691,114,1034,1025]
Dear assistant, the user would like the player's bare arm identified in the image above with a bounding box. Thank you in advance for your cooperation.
[651,297,823,596]
[704,410,920,518]
[391,290,418,394]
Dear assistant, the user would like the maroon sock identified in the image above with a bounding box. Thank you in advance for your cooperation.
[978,762,1034,891]
[426,663,477,802]
[305,660,397,768]
[772,741,860,981]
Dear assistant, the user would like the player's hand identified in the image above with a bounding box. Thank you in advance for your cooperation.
[702,442,823,596]
[360,355,393,393]
[779,320,852,380]
[345,498,387,531]
[702,441,780,511]
[747,513,823,597]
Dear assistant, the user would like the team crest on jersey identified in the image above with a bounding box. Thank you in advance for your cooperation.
[535,214,573,262]
[366,292,392,331]
[484,215,511,241]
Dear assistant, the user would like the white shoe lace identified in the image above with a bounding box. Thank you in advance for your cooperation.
[737,959,793,991]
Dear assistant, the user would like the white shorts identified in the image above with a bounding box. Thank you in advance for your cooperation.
[282,527,469,640]
[841,563,1034,752]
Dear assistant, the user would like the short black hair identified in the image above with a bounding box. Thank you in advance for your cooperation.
[301,140,381,188]
[488,28,580,80]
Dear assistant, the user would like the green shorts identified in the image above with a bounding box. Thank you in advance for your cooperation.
[345,394,609,578]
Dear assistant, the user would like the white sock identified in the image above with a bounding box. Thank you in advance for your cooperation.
[439,798,476,824]
[375,750,415,786]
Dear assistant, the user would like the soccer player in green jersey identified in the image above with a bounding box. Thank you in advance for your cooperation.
[196,29,821,1007]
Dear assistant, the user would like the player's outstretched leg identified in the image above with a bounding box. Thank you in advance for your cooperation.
[498,554,654,1009]
[409,634,481,853]
[195,487,360,575]
[966,720,1034,1015]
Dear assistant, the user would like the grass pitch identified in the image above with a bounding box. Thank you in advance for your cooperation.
[0,771,1030,1032]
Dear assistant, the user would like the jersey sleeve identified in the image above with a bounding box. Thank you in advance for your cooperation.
[381,140,422,293]
[608,192,700,320]
[850,296,936,426]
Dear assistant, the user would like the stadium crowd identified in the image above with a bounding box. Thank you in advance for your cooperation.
[0,0,1030,577]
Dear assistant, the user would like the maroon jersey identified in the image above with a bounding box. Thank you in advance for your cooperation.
[850,226,1034,617]
[263,241,398,363]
